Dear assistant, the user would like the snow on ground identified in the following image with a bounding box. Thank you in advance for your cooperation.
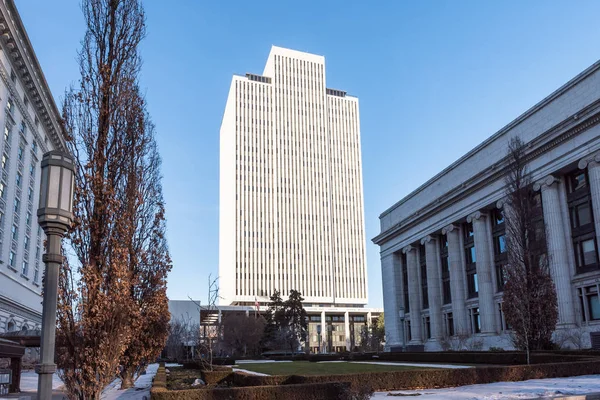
[100,363,158,400]
[371,375,600,399]
[318,361,472,369]
[235,359,292,364]
[232,368,270,376]
[19,370,63,391]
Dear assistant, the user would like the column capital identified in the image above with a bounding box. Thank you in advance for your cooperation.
[533,175,560,192]
[442,224,457,235]
[578,151,600,170]
[496,197,507,209]
[420,235,436,245]
[466,210,488,223]
[402,245,415,254]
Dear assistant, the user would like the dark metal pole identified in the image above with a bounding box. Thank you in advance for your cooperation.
[36,230,64,400]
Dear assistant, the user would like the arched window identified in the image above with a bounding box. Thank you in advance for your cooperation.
[21,324,29,331]
[6,319,15,332]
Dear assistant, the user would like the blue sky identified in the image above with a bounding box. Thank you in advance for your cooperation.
[14,0,600,307]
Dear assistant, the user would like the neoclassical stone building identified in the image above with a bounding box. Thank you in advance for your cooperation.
[373,60,600,351]
[0,1,67,334]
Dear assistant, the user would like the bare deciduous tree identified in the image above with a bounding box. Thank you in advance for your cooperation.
[56,0,170,397]
[503,137,558,364]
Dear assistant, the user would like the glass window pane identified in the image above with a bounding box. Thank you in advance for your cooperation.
[47,166,61,208]
[589,294,600,320]
[578,203,592,226]
[572,173,588,192]
[470,247,477,263]
[582,239,597,266]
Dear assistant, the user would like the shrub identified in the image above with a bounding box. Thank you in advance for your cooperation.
[151,382,351,400]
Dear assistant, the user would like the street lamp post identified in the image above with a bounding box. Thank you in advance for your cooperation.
[35,151,75,400]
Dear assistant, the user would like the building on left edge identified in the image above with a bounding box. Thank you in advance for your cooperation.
[0,0,67,334]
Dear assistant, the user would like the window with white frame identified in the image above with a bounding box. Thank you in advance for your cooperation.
[1,154,8,170]
[34,264,39,283]
[21,260,28,276]
[9,251,15,267]
[11,224,18,241]
[4,126,9,142]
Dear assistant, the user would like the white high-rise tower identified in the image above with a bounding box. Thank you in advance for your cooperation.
[219,46,367,307]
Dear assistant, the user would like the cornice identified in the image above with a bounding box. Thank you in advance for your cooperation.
[372,99,600,246]
[0,0,66,152]
[0,59,49,153]
[0,293,41,322]
[379,60,600,221]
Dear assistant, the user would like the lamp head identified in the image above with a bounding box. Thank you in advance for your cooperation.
[37,150,75,233]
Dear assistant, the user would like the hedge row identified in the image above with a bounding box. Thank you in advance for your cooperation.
[375,351,593,365]
[201,370,234,385]
[230,360,600,391]
[151,368,351,400]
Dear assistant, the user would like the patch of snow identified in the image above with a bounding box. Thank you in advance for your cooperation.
[165,363,182,368]
[348,361,472,369]
[371,374,600,399]
[100,363,158,400]
[232,368,270,376]
[191,378,205,387]
[235,359,292,364]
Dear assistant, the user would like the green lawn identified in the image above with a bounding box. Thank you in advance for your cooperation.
[235,361,428,375]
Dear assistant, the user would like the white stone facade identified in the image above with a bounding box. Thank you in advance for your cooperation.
[373,59,600,351]
[0,1,66,334]
[219,46,368,307]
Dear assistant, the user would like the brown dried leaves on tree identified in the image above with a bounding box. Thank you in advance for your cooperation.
[57,0,171,398]
[503,137,558,363]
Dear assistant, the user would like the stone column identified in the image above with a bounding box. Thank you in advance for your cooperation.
[579,152,600,252]
[381,252,403,350]
[467,211,496,334]
[533,175,576,327]
[403,245,422,343]
[321,310,326,353]
[422,235,443,340]
[344,311,350,351]
[443,224,468,335]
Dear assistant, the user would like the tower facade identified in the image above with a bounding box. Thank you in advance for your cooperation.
[219,46,367,307]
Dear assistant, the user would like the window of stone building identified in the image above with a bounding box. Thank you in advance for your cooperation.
[7,320,15,331]
[423,315,431,340]
[21,260,28,276]
[469,307,481,334]
[579,285,600,322]
[492,208,507,291]
[402,252,409,312]
[34,264,39,283]
[419,244,428,309]
[406,319,411,342]
[11,224,17,241]
[4,126,9,143]
[445,312,454,336]
[0,182,4,199]
[464,222,478,298]
[6,98,13,114]
[440,235,451,304]
[9,251,15,267]
[567,171,599,273]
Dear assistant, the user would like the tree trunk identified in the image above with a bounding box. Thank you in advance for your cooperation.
[120,368,135,390]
